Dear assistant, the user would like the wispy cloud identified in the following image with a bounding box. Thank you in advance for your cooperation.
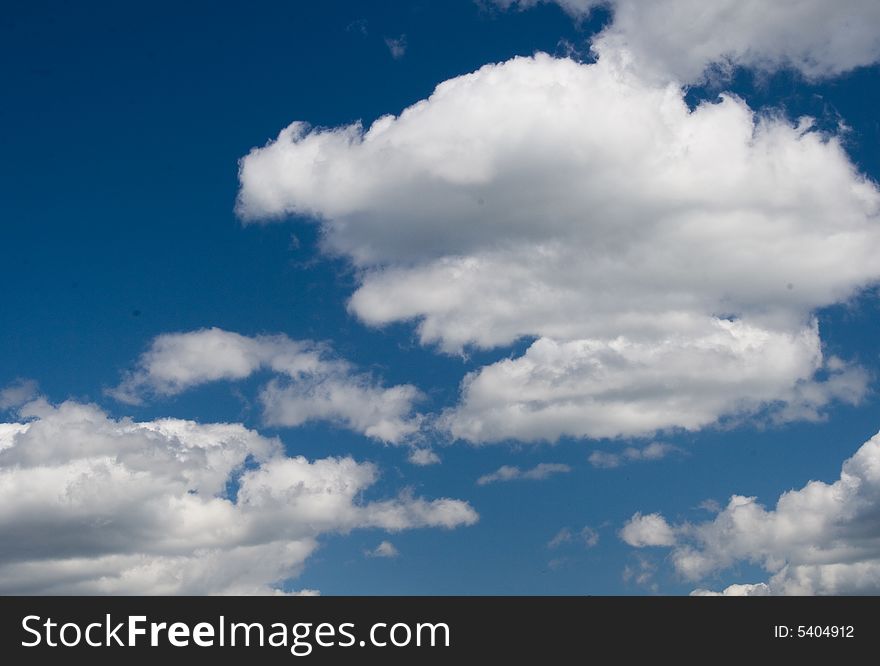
[548,526,599,549]
[384,34,407,59]
[0,379,38,410]
[589,442,683,469]
[622,554,658,592]
[346,18,368,36]
[697,499,721,514]
[477,463,571,485]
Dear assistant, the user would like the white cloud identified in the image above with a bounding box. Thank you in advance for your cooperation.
[408,448,441,466]
[622,554,657,591]
[366,540,399,558]
[385,35,407,60]
[476,462,571,485]
[548,526,599,549]
[497,1,880,81]
[623,430,880,595]
[237,53,879,443]
[691,583,770,597]
[547,527,572,548]
[346,19,368,37]
[619,512,677,547]
[697,499,722,514]
[442,323,866,443]
[0,399,476,594]
[490,0,598,17]
[589,442,682,468]
[110,328,422,444]
[260,378,421,443]
[581,526,599,548]
[0,379,38,410]
[586,451,620,469]
[109,328,329,401]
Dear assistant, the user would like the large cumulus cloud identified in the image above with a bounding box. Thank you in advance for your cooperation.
[237,53,879,442]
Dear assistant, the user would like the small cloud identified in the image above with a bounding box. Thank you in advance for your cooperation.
[589,442,683,469]
[547,557,569,571]
[477,462,571,485]
[619,512,677,548]
[587,451,622,469]
[408,448,441,466]
[346,18,368,36]
[384,35,407,59]
[622,555,658,591]
[107,328,423,444]
[631,442,680,461]
[690,583,770,597]
[697,499,721,514]
[547,528,572,549]
[549,526,599,549]
[477,464,519,485]
[365,540,399,558]
[0,379,38,410]
[555,37,588,60]
[580,526,599,548]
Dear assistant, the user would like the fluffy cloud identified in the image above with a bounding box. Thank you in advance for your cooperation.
[589,442,681,468]
[366,540,400,558]
[622,430,880,595]
[408,448,441,466]
[109,328,326,400]
[0,399,476,594]
[237,53,879,443]
[0,379,38,410]
[260,379,421,442]
[497,1,880,81]
[110,328,422,444]
[443,323,866,443]
[690,583,770,597]
[619,513,677,547]
[476,462,571,485]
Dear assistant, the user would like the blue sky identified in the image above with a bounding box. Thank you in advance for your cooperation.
[2,0,880,595]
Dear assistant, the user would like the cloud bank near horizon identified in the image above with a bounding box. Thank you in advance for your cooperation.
[621,430,880,595]
[0,399,476,594]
